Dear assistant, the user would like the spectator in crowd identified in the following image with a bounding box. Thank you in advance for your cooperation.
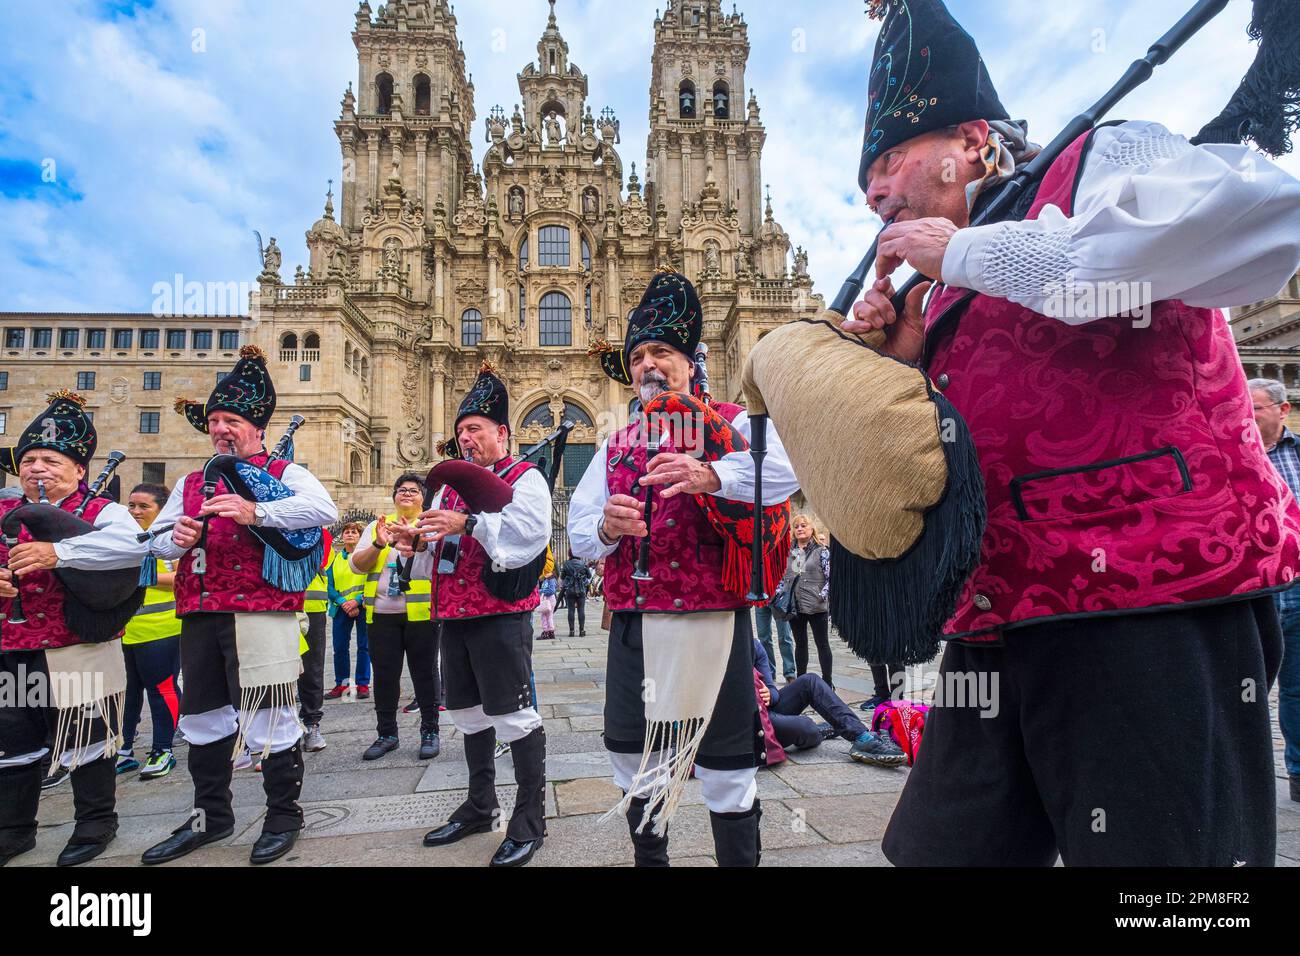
[1250,377,1300,804]
[559,555,592,637]
[780,515,835,687]
[753,638,904,766]
[298,529,334,753]
[326,522,370,700]
[118,483,182,780]
[538,547,558,641]
[754,598,796,684]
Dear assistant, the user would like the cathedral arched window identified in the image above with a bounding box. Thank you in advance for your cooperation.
[519,284,527,328]
[581,236,591,271]
[713,82,729,119]
[562,402,595,428]
[376,72,394,115]
[679,81,696,119]
[518,234,529,270]
[461,308,483,347]
[522,402,554,429]
[350,452,365,486]
[538,226,570,266]
[303,332,320,352]
[413,74,431,115]
[539,291,572,346]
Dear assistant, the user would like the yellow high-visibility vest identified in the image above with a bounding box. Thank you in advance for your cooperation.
[123,559,181,646]
[303,569,329,614]
[360,515,431,624]
[329,550,366,607]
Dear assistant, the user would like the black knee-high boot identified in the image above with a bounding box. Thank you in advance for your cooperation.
[626,794,670,867]
[57,756,119,866]
[506,727,546,842]
[0,763,41,866]
[449,728,499,826]
[259,741,305,835]
[709,798,762,867]
[187,732,237,834]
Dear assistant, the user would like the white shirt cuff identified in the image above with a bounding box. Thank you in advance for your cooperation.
[941,224,997,293]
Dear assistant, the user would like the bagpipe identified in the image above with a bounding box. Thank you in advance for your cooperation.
[1,451,143,643]
[137,415,323,593]
[741,0,1299,665]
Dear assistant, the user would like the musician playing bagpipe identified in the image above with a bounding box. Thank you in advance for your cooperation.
[414,361,553,868]
[568,270,799,867]
[0,389,143,868]
[139,346,338,866]
[776,0,1300,866]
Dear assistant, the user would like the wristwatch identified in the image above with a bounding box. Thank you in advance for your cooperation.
[463,513,478,536]
[253,504,268,526]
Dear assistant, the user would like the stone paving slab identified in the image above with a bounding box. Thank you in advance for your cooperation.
[416,748,613,791]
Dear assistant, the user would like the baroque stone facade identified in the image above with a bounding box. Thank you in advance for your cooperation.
[255,0,821,511]
[1229,268,1300,426]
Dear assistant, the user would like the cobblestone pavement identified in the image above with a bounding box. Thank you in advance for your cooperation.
[22,598,1300,867]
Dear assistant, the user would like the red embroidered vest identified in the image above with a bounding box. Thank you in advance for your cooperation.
[924,129,1300,638]
[173,455,304,616]
[0,492,114,651]
[432,457,543,621]
[603,402,750,614]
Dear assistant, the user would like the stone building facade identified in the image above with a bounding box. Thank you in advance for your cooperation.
[1229,268,1300,426]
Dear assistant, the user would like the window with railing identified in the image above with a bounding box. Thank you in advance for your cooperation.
[59,328,79,349]
[462,308,483,347]
[87,329,106,349]
[113,329,133,349]
[538,226,570,266]
[539,291,572,346]
[143,371,161,390]
[140,329,159,349]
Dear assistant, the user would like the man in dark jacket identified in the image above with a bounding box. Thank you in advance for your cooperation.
[752,639,903,767]
[558,557,592,636]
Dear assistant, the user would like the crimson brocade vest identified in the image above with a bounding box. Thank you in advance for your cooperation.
[0,492,114,651]
[924,129,1300,638]
[603,401,751,614]
[173,455,304,616]
[432,456,542,621]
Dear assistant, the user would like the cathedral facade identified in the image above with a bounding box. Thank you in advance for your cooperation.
[255,0,821,512]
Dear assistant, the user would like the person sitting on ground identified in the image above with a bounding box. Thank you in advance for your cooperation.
[753,638,904,767]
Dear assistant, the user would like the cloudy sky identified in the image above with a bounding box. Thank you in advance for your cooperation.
[0,0,1295,315]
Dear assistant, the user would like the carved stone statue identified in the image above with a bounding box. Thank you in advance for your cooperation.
[261,237,282,279]
[382,237,402,273]
[704,241,720,274]
[544,111,563,147]
[511,103,524,135]
[508,187,525,217]
[794,245,809,279]
[581,188,598,219]
[582,105,595,135]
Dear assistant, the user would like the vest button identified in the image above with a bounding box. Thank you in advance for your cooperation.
[670,561,680,570]
[635,596,646,606]
[665,518,677,528]
[233,564,242,571]
[673,599,684,608]
[973,593,992,611]
[201,592,211,599]
[457,579,466,586]
[236,594,245,601]
[34,587,45,594]
[37,613,46,620]
[936,373,950,390]
[41,639,49,646]
[458,607,466,614]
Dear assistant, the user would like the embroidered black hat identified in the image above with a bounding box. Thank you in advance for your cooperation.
[0,389,98,476]
[452,360,510,440]
[176,344,277,433]
[590,268,702,386]
[858,0,1010,193]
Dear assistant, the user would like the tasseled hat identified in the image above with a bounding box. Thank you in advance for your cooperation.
[444,361,510,459]
[176,345,276,433]
[858,0,1010,192]
[0,389,98,476]
[591,268,702,386]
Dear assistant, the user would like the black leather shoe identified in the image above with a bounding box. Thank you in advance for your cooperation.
[362,736,399,761]
[57,835,115,867]
[423,819,492,847]
[489,836,542,867]
[419,732,440,760]
[0,836,37,867]
[250,829,298,865]
[141,823,235,865]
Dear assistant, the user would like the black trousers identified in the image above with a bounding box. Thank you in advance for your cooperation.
[566,593,586,634]
[884,597,1282,867]
[368,613,439,737]
[791,611,833,686]
[122,636,181,753]
[298,611,327,725]
[769,674,866,749]
[869,662,905,700]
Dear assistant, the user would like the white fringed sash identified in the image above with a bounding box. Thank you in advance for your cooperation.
[232,612,303,760]
[46,640,127,770]
[604,611,733,835]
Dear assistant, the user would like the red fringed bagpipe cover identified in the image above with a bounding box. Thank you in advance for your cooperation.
[639,392,791,602]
